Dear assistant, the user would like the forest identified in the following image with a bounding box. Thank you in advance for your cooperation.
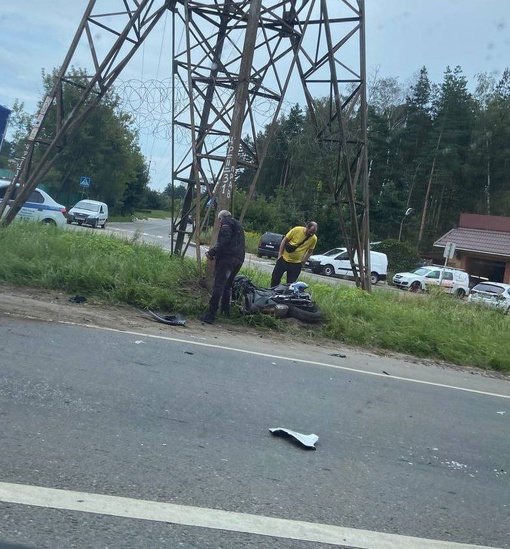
[236,66,510,253]
[1,65,509,254]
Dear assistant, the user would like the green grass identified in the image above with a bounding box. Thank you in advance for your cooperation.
[1,223,508,373]
[109,209,171,222]
[0,222,205,314]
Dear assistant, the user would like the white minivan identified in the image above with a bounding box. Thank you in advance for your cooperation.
[307,248,388,285]
[0,179,67,227]
[67,199,108,228]
[393,265,470,297]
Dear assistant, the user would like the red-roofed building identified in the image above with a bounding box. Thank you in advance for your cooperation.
[434,214,510,284]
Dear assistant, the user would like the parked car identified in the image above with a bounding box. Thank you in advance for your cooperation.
[468,281,510,313]
[257,232,284,258]
[0,179,67,227]
[67,199,108,228]
[393,265,470,297]
[305,248,344,266]
[307,248,388,285]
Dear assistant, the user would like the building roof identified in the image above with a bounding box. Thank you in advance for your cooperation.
[434,227,510,258]
[458,213,510,233]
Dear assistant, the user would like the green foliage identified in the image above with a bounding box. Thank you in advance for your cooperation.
[244,231,261,255]
[0,223,204,313]
[5,61,510,257]
[5,68,150,214]
[314,283,509,372]
[371,239,421,273]
[0,224,508,372]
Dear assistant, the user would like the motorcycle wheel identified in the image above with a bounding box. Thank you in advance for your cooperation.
[286,304,323,324]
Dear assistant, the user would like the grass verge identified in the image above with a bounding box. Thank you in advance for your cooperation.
[0,223,508,373]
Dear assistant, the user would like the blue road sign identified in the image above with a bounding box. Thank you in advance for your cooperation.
[0,105,11,151]
[79,176,91,188]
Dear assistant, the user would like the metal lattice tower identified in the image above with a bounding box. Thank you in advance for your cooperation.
[0,0,370,289]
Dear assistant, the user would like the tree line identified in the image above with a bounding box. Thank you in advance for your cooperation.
[1,65,509,255]
[237,66,510,253]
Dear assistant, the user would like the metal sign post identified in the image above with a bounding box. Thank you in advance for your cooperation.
[439,242,456,286]
[79,176,91,198]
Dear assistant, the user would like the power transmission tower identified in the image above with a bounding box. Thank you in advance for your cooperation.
[1,0,370,289]
[171,0,371,289]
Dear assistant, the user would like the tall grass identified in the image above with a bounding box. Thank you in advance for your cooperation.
[0,223,205,314]
[1,223,508,372]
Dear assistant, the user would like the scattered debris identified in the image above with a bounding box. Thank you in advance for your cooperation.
[269,427,318,450]
[69,295,87,304]
[141,308,186,326]
[184,351,193,355]
[496,411,506,415]
[330,353,346,358]
[382,371,390,375]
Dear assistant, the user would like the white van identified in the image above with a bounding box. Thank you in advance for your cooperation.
[393,265,470,297]
[67,199,108,228]
[307,248,388,285]
[0,179,67,227]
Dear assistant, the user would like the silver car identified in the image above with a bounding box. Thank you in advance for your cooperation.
[468,281,510,314]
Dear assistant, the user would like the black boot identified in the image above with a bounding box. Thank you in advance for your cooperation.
[200,310,215,324]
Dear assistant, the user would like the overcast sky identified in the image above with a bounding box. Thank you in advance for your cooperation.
[1,0,508,191]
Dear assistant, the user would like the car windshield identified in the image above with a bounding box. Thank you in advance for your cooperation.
[75,201,99,212]
[412,267,433,276]
[323,248,344,256]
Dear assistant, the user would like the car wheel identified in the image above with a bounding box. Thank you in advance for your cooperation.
[257,253,262,258]
[455,288,466,299]
[91,219,98,228]
[102,219,108,229]
[409,281,421,292]
[78,221,83,226]
[42,219,56,226]
[66,218,72,224]
[370,272,379,285]
[322,264,334,277]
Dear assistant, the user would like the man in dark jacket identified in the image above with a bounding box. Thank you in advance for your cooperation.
[200,210,245,324]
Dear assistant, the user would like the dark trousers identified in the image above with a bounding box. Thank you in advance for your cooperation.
[208,256,243,315]
[270,257,302,287]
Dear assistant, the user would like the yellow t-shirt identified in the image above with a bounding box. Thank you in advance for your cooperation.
[282,226,317,263]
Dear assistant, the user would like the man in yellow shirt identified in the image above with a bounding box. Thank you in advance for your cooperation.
[270,222,318,287]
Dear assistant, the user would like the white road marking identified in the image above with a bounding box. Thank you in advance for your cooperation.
[0,482,500,549]
[67,321,510,400]
[2,311,509,400]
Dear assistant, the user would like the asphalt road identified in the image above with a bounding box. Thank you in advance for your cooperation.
[0,313,509,549]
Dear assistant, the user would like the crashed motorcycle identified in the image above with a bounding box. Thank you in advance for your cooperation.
[232,275,323,323]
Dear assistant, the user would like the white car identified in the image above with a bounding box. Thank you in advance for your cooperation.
[0,179,67,227]
[67,199,109,228]
[393,265,470,297]
[307,248,388,285]
[468,281,510,314]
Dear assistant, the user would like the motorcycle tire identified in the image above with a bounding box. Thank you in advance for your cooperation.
[286,304,323,324]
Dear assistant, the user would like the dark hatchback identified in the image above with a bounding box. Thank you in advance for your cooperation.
[257,232,284,258]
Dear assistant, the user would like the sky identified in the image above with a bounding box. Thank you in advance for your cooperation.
[1,0,509,191]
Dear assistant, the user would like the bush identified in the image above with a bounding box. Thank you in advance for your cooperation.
[372,239,421,274]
